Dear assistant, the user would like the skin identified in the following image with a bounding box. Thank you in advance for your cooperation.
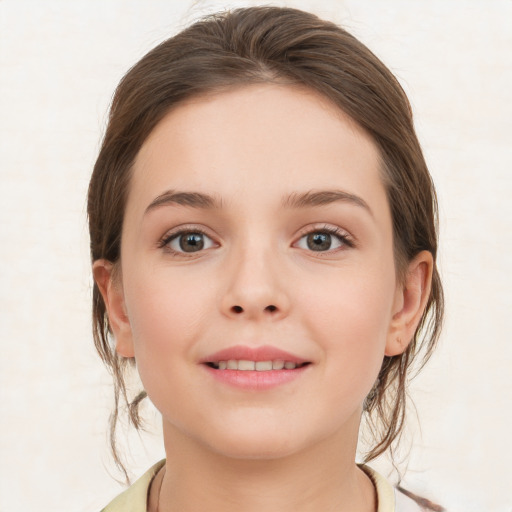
[94,84,433,512]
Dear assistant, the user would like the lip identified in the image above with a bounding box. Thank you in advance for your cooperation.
[200,345,309,365]
[200,345,311,391]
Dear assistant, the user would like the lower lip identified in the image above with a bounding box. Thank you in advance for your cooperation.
[202,365,310,390]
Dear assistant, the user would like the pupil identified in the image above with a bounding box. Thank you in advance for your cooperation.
[180,233,204,252]
[307,232,331,251]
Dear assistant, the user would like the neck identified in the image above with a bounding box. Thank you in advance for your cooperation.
[154,419,376,512]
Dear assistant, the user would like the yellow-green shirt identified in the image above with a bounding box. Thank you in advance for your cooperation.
[101,460,423,511]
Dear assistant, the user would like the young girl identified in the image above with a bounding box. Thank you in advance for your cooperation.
[88,6,444,512]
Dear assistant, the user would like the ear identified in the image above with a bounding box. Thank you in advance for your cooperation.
[385,251,433,357]
[92,259,135,358]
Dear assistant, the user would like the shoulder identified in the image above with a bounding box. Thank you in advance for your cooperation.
[100,460,165,512]
[360,465,434,512]
[395,488,425,512]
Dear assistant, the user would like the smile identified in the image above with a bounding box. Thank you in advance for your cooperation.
[201,346,312,390]
[206,360,310,371]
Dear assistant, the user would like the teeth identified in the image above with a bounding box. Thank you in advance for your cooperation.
[272,360,285,370]
[238,360,255,371]
[212,360,300,371]
[255,361,272,371]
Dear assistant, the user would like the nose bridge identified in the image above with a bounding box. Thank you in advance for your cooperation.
[221,232,289,319]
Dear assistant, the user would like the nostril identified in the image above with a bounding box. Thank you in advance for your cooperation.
[232,305,243,314]
[265,305,277,312]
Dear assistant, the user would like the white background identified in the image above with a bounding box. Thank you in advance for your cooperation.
[1,1,511,511]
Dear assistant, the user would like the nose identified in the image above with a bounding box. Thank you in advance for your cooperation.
[220,245,290,321]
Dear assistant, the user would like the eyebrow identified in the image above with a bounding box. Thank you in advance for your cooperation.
[283,190,373,216]
[144,188,372,216]
[145,190,222,214]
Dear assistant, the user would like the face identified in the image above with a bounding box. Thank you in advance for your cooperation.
[99,84,414,460]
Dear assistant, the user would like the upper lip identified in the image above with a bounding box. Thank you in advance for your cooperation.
[201,345,309,364]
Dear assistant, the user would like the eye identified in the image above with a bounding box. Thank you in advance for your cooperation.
[295,228,353,252]
[166,231,216,253]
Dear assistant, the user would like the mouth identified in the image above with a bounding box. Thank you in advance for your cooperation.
[200,345,312,389]
[205,360,311,371]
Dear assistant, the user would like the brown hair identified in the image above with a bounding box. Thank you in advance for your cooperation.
[88,5,443,484]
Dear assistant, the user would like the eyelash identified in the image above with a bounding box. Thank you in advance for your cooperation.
[295,225,355,252]
[158,224,355,256]
[158,226,217,256]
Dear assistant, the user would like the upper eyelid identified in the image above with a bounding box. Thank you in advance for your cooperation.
[158,225,218,247]
[294,224,356,249]
[296,224,353,239]
[157,223,355,246]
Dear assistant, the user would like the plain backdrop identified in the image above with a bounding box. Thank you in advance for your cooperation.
[1,1,511,511]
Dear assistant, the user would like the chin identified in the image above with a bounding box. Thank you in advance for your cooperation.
[207,416,336,462]
[164,399,361,462]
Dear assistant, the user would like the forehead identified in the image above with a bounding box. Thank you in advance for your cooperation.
[129,84,385,212]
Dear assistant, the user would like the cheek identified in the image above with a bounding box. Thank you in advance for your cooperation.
[126,264,206,331]
[299,260,396,384]
[122,267,213,382]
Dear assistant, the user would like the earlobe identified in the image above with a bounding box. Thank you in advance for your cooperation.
[385,251,433,357]
[92,260,135,358]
